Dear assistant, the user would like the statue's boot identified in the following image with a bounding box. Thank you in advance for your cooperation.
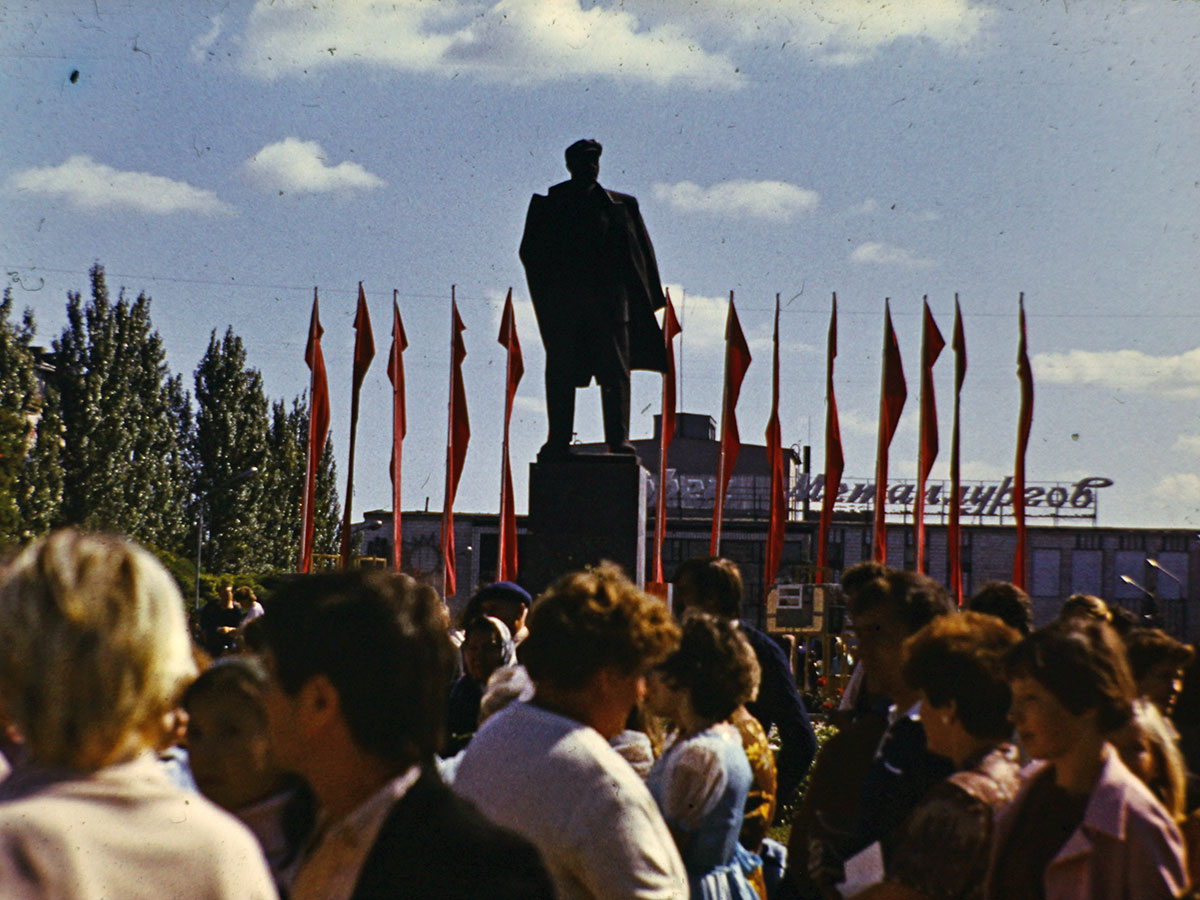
[602,382,638,457]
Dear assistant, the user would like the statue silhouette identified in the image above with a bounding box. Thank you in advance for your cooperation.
[520,140,667,461]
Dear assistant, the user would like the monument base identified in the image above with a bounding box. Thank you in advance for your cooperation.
[524,455,647,596]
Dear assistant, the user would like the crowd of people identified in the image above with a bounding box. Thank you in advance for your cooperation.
[0,529,1198,899]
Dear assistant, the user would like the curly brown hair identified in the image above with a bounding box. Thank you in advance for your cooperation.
[521,563,680,691]
[657,611,761,723]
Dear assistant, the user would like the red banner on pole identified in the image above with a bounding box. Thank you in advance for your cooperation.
[915,299,944,574]
[1013,294,1034,589]
[496,289,524,582]
[817,294,843,576]
[765,294,785,599]
[387,292,408,573]
[654,291,682,584]
[340,283,375,570]
[873,301,907,564]
[441,291,470,598]
[711,292,751,556]
[300,288,330,574]
[948,296,966,603]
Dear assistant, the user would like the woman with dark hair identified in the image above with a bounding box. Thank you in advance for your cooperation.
[988,618,1187,900]
[855,611,1022,900]
[645,611,762,900]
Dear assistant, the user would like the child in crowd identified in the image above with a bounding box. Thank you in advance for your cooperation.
[184,656,314,889]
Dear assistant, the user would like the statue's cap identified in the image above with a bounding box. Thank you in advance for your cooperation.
[565,139,602,162]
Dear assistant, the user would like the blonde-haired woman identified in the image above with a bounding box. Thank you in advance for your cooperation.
[0,530,277,900]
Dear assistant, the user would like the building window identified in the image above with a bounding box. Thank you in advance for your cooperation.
[1070,550,1103,597]
[1031,549,1060,598]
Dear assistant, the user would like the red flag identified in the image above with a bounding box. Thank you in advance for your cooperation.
[948,296,966,604]
[340,283,376,570]
[386,292,408,572]
[441,292,470,597]
[300,288,331,574]
[817,294,843,575]
[873,301,907,564]
[497,289,524,582]
[654,291,682,583]
[764,294,785,599]
[711,292,751,555]
[914,299,945,574]
[1013,294,1034,589]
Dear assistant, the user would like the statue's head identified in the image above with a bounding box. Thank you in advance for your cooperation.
[565,139,601,185]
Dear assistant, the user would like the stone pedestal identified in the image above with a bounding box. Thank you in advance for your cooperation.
[524,456,647,595]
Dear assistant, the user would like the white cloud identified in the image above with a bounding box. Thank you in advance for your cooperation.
[6,155,231,215]
[847,198,879,216]
[850,241,934,269]
[1173,435,1200,456]
[666,287,732,349]
[652,180,819,222]
[1153,473,1200,507]
[244,138,385,194]
[1033,347,1200,398]
[240,0,740,88]
[190,15,223,62]
[637,0,987,65]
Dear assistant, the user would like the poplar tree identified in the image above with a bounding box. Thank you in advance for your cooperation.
[194,327,271,573]
[259,395,340,570]
[0,289,62,547]
[53,265,189,551]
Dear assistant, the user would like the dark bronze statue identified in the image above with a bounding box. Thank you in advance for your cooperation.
[520,140,667,461]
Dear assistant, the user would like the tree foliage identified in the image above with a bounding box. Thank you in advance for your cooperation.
[53,265,191,552]
[0,289,62,548]
[259,396,340,570]
[194,327,271,572]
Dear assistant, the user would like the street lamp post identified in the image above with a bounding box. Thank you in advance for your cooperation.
[194,466,260,606]
[1119,574,1159,626]
[1147,558,1186,637]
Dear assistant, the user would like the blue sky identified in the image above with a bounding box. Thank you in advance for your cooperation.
[3,0,1198,530]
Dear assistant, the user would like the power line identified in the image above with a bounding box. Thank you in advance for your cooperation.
[7,263,1200,319]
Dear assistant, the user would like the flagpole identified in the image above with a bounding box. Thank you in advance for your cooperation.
[711,291,734,555]
[442,286,456,596]
[391,290,405,573]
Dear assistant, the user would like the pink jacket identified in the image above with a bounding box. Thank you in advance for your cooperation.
[988,746,1188,900]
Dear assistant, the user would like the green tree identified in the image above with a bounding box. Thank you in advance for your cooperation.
[259,395,340,570]
[0,288,62,547]
[194,327,271,573]
[53,265,190,551]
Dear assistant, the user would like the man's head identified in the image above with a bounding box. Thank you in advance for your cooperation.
[258,571,454,773]
[472,581,532,637]
[233,585,257,612]
[521,563,679,737]
[671,557,743,619]
[848,569,955,702]
[565,139,601,186]
[968,581,1033,635]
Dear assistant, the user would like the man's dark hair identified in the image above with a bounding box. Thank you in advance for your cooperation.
[671,557,743,619]
[968,581,1033,635]
[261,571,454,766]
[847,568,955,635]
[1124,628,1194,682]
[1005,618,1135,734]
[839,560,887,600]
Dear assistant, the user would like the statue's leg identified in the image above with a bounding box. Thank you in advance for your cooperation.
[601,377,635,455]
[541,355,576,459]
